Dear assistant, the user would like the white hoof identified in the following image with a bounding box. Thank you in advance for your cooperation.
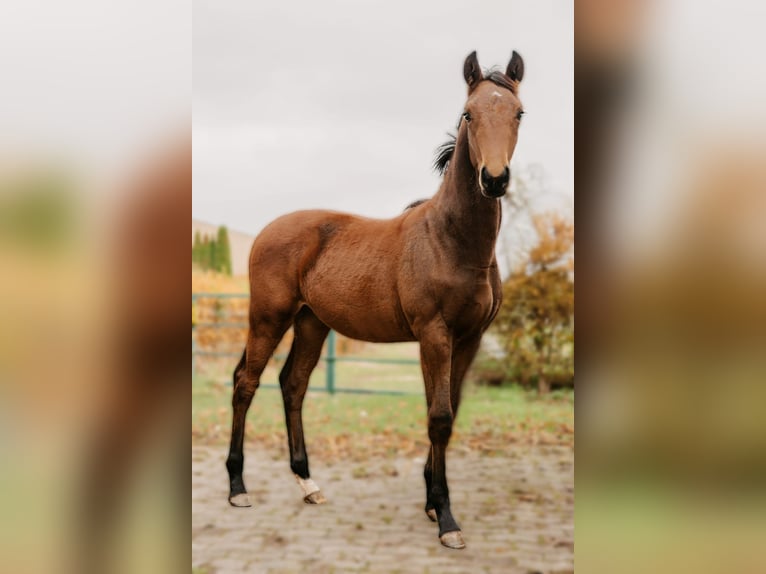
[440,530,465,549]
[228,493,251,507]
[303,491,327,504]
[295,475,326,504]
[426,508,438,522]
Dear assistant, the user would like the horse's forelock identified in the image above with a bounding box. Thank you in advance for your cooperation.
[483,69,519,94]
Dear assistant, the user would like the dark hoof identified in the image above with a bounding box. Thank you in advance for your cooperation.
[304,491,327,504]
[228,493,251,507]
[440,530,465,549]
[425,508,437,522]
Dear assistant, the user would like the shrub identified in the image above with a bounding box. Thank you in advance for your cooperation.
[491,213,574,393]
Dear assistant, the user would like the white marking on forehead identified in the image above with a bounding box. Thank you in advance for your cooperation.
[491,90,503,98]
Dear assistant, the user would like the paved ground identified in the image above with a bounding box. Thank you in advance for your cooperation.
[192,444,573,574]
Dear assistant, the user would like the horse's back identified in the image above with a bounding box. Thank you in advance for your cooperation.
[249,209,397,271]
[248,208,416,341]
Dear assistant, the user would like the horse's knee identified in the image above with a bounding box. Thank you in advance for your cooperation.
[428,409,453,443]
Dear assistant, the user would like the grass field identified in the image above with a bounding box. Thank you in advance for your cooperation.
[194,341,423,392]
[192,341,574,458]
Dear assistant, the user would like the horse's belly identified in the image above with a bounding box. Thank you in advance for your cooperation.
[308,299,414,343]
[303,280,414,343]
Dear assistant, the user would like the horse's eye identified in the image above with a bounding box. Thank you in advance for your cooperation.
[462,111,472,123]
[516,110,525,121]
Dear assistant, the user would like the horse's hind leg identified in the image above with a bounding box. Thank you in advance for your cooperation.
[279,306,329,504]
[226,349,249,505]
[226,318,291,506]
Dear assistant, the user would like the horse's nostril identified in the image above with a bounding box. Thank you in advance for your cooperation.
[481,166,509,186]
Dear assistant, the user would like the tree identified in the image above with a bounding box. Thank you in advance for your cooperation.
[208,236,217,271]
[192,230,203,268]
[191,226,233,276]
[493,213,574,393]
[216,226,233,276]
[497,164,573,275]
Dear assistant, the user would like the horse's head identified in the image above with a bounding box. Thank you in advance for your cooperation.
[461,50,525,198]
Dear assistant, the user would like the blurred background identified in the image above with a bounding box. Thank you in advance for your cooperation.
[0,1,189,573]
[576,0,766,572]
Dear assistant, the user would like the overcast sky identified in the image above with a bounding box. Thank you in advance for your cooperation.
[193,0,573,236]
[1,1,190,179]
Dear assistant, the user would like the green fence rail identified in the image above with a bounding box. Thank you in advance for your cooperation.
[192,293,420,395]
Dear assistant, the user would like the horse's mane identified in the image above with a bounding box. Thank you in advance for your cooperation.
[432,69,518,176]
[404,198,429,210]
[433,134,457,175]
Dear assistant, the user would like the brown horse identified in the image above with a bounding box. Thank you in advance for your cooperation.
[226,50,525,549]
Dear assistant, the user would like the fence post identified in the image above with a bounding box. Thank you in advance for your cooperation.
[326,330,336,394]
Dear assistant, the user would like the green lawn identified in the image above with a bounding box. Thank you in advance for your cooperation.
[192,343,573,450]
[194,341,424,393]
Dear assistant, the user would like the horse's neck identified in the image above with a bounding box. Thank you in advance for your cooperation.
[431,130,502,267]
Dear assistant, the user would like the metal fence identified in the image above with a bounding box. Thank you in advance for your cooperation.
[192,292,421,395]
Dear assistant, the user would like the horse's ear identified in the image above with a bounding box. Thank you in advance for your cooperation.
[506,50,524,83]
[463,51,482,90]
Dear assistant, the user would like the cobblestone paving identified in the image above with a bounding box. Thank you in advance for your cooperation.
[192,445,573,573]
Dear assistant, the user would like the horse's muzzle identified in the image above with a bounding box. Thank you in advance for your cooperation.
[479,166,510,198]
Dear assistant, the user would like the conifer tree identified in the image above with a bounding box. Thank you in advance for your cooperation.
[216,226,233,276]
[207,236,217,271]
[192,230,203,267]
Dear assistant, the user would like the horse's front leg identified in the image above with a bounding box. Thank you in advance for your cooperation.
[419,321,464,549]
[424,333,483,523]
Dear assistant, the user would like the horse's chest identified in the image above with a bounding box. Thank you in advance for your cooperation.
[442,276,495,329]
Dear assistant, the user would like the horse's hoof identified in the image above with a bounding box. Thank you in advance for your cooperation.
[295,475,325,504]
[228,493,251,507]
[425,508,437,522]
[303,491,327,504]
[439,530,465,549]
